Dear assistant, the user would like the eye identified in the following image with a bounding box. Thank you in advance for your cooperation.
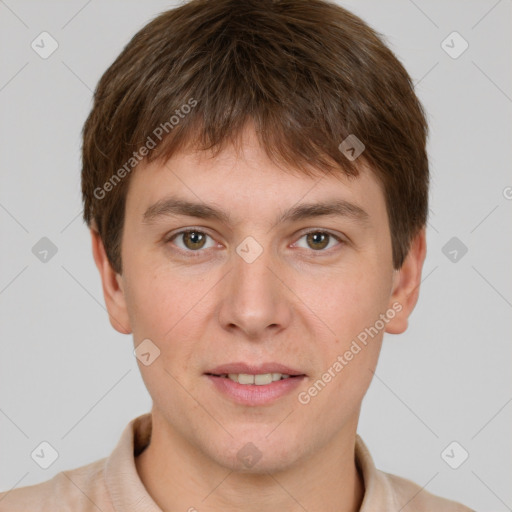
[165,228,344,256]
[167,229,216,253]
[294,230,344,252]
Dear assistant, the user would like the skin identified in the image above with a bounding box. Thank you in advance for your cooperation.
[91,123,426,512]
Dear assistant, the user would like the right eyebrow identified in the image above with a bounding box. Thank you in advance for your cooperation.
[142,197,232,225]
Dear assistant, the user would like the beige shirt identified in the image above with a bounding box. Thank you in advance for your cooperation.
[0,413,475,511]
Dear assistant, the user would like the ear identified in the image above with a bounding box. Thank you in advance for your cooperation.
[90,228,132,335]
[385,228,427,334]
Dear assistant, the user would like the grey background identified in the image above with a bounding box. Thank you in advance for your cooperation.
[0,1,511,510]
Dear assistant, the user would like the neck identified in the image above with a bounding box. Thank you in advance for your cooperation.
[135,412,365,512]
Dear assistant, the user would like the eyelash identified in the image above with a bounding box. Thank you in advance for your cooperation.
[165,228,345,257]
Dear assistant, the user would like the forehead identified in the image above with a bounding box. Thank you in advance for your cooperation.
[124,129,387,228]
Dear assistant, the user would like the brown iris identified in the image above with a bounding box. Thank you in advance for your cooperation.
[182,231,207,250]
[306,232,330,250]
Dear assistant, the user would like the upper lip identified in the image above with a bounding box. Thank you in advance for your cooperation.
[206,362,306,376]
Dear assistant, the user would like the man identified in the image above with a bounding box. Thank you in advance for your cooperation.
[0,0,475,510]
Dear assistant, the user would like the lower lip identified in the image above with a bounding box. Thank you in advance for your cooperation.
[205,375,306,406]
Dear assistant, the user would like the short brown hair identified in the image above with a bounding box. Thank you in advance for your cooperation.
[81,0,429,274]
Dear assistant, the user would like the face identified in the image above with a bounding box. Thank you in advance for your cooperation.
[93,124,425,473]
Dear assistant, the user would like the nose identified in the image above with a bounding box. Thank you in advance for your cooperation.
[217,243,292,340]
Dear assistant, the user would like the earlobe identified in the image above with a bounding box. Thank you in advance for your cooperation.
[90,228,132,335]
[385,229,427,335]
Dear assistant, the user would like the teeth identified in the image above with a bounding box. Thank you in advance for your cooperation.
[255,374,272,385]
[226,373,292,385]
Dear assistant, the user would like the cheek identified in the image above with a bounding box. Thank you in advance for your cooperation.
[122,263,212,369]
[122,246,189,337]
[296,262,391,400]
[122,273,168,340]
[303,263,392,344]
[295,270,388,421]
[123,270,206,407]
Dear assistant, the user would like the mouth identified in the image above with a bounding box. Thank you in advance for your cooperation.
[205,362,306,383]
[204,363,307,405]
[205,372,304,385]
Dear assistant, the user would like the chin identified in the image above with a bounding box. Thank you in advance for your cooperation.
[208,430,303,474]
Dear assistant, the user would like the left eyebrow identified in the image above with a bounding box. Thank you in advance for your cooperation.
[141,196,370,227]
[272,199,370,229]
